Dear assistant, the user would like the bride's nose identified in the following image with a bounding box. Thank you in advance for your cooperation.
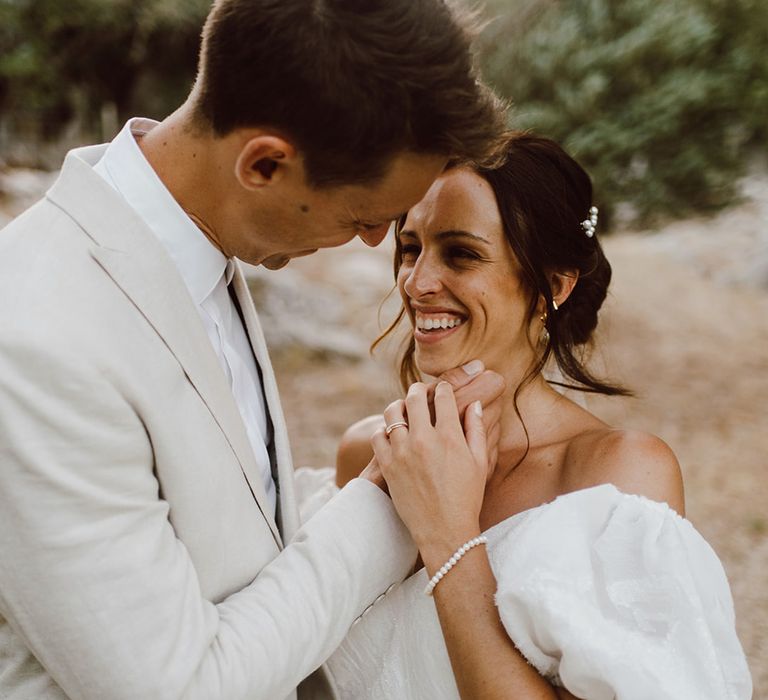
[403,254,443,298]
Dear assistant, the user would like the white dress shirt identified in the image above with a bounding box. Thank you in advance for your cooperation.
[94,118,277,514]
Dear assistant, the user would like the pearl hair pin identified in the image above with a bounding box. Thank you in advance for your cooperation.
[424,535,488,596]
[581,206,599,237]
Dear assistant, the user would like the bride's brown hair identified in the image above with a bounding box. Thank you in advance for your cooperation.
[374,131,630,398]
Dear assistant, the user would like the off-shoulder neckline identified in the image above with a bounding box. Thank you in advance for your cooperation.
[482,482,686,539]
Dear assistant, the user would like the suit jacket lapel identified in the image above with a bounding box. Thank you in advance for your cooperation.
[231,264,301,542]
[46,147,282,546]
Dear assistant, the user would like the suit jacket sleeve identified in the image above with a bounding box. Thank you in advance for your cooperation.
[0,340,416,700]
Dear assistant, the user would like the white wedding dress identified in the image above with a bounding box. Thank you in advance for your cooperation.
[294,471,753,700]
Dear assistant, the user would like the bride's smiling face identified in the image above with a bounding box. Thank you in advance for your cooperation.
[397,167,537,378]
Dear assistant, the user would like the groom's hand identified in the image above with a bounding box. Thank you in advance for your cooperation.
[430,360,505,476]
[359,455,388,493]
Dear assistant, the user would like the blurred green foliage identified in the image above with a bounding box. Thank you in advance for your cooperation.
[479,0,768,226]
[0,0,209,145]
[1,0,766,224]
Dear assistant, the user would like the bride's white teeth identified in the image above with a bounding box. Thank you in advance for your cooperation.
[415,314,466,331]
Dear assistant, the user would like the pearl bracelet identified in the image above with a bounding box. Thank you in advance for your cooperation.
[423,535,488,596]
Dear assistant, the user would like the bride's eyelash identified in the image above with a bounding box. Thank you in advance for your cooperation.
[398,243,487,264]
[445,247,490,267]
[400,244,421,259]
[448,247,481,260]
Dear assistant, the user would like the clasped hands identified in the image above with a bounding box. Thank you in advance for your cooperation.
[361,361,505,555]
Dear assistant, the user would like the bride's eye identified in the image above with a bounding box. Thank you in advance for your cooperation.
[447,247,481,263]
[400,244,421,263]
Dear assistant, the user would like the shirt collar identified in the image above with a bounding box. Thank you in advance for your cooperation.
[95,118,228,304]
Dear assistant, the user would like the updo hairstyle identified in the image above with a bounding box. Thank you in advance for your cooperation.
[378,131,629,398]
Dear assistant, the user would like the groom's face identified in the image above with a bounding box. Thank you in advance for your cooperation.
[234,151,448,269]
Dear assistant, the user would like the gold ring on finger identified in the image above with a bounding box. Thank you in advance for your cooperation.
[385,421,409,437]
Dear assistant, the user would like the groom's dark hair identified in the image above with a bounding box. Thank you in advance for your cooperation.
[192,0,505,187]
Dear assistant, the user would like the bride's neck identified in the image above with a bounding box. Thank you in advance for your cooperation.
[495,371,567,455]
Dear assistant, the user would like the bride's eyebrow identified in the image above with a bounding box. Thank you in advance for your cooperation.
[436,229,490,245]
[397,229,490,244]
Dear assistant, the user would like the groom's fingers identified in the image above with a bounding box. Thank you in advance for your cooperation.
[429,360,500,424]
[438,359,485,392]
[486,420,501,475]
[359,455,387,492]
[453,370,505,418]
[434,360,483,421]
[481,393,503,442]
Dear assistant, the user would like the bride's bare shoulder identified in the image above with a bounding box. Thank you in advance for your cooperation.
[563,427,685,515]
[335,415,386,487]
[340,415,386,445]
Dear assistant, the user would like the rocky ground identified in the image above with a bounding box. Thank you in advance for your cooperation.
[2,164,766,695]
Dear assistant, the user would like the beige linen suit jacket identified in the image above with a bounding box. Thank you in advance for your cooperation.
[0,145,416,699]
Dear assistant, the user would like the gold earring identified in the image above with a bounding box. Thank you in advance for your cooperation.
[539,309,550,345]
[552,299,559,311]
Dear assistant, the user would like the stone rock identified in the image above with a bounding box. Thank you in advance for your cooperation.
[0,168,58,217]
[246,266,369,361]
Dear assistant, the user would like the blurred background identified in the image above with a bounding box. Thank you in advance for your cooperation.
[1,0,766,694]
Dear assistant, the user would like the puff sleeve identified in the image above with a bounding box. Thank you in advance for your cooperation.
[489,485,752,700]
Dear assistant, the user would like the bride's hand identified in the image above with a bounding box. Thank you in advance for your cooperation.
[371,382,488,557]
[350,360,503,488]
[433,362,504,476]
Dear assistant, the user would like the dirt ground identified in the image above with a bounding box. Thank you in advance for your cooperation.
[273,233,768,696]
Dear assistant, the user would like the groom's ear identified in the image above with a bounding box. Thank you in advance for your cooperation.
[234,134,298,190]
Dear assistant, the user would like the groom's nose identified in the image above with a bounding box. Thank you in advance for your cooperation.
[358,223,390,247]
